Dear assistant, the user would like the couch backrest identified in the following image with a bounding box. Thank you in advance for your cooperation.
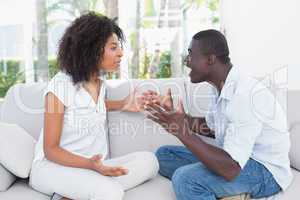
[1,80,299,171]
[287,90,300,171]
[0,83,47,140]
[105,78,212,117]
[105,78,215,157]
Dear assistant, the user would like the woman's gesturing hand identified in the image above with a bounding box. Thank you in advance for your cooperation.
[122,88,144,112]
[89,155,128,177]
[142,88,174,112]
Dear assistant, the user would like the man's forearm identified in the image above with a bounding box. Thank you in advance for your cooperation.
[188,116,215,138]
[177,133,241,181]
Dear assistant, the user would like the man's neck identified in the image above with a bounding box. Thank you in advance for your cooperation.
[209,63,232,94]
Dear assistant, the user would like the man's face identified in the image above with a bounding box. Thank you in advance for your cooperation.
[185,39,210,83]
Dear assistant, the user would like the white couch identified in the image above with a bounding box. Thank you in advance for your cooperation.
[0,78,299,200]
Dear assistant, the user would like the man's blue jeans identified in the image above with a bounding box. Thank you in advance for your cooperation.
[156,145,281,200]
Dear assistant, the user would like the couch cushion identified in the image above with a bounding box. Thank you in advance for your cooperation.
[108,111,182,158]
[287,90,300,127]
[0,176,174,200]
[0,164,16,192]
[289,123,300,171]
[106,79,212,157]
[0,122,36,178]
[106,79,185,157]
[124,175,175,200]
[259,168,300,200]
[106,78,187,112]
[0,179,49,200]
[0,83,47,140]
[106,78,210,116]
[287,90,300,171]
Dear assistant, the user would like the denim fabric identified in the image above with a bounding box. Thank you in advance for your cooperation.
[156,145,281,200]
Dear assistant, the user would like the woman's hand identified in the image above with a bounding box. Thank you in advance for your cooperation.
[122,89,143,112]
[89,155,128,177]
[142,88,174,112]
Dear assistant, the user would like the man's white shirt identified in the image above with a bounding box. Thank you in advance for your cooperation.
[205,67,293,190]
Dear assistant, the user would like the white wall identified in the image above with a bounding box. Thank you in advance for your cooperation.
[221,0,300,89]
[0,100,2,118]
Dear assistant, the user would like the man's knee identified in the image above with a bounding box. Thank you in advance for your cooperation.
[155,145,174,162]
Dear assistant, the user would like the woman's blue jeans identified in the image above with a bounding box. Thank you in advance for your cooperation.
[156,145,281,200]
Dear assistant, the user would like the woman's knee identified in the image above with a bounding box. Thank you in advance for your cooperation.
[136,151,159,177]
[91,182,124,200]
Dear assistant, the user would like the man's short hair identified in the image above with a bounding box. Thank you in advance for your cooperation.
[193,29,230,64]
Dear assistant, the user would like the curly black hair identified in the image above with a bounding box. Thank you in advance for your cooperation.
[57,12,124,84]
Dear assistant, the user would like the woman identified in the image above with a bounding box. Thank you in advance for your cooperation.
[29,12,158,200]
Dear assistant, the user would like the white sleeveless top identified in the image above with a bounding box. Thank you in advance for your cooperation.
[33,71,109,163]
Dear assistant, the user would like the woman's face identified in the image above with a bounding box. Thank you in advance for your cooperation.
[99,33,123,72]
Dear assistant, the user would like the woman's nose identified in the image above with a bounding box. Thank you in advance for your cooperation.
[119,48,124,57]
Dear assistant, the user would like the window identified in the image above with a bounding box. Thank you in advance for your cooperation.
[0,0,220,98]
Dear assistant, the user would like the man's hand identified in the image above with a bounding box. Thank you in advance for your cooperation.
[142,88,174,112]
[89,155,128,176]
[145,99,191,138]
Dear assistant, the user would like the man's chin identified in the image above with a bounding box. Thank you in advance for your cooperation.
[190,77,203,83]
[189,75,198,83]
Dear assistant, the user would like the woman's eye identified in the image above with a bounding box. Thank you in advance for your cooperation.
[111,46,117,50]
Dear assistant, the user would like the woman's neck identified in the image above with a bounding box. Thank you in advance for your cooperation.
[89,72,100,84]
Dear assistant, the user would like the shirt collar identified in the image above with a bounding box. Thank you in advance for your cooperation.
[219,67,239,101]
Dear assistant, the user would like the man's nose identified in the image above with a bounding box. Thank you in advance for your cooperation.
[184,55,191,68]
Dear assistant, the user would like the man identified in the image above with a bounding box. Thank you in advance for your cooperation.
[143,30,292,200]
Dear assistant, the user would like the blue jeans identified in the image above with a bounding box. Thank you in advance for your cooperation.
[156,145,281,200]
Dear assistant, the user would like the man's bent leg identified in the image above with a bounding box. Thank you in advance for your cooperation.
[155,145,199,179]
[171,159,281,200]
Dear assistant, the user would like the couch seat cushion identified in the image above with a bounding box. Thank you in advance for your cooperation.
[124,175,175,200]
[0,164,16,192]
[0,179,49,200]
